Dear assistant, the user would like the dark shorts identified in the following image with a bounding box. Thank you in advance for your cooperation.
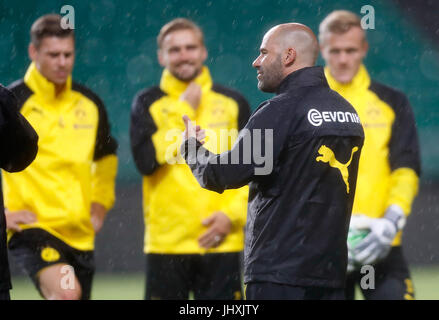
[0,290,10,300]
[8,228,95,300]
[345,246,414,300]
[245,282,345,300]
[145,252,243,300]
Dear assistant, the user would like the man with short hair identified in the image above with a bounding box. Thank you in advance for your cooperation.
[4,14,118,300]
[130,18,250,300]
[181,23,364,300]
[319,10,420,300]
[0,84,39,300]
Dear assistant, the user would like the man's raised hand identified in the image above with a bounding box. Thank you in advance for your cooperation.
[182,115,205,144]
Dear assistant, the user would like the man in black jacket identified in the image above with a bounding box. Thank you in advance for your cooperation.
[0,84,38,300]
[181,23,364,299]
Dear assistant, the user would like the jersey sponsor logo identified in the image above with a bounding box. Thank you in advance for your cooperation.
[208,121,229,128]
[41,247,61,262]
[74,124,94,129]
[316,145,359,193]
[308,108,361,127]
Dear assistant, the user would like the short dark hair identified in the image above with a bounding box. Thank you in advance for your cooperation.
[31,14,75,48]
[157,18,204,49]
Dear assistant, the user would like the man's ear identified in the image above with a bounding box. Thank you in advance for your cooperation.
[157,49,165,67]
[361,40,369,59]
[319,43,326,59]
[285,47,296,66]
[201,46,208,63]
[28,43,37,62]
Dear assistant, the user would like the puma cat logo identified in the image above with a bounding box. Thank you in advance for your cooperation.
[316,145,359,193]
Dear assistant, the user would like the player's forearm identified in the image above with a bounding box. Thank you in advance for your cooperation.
[386,167,419,216]
[91,154,118,210]
[181,137,253,194]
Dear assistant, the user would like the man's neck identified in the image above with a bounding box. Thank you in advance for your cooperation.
[54,83,66,96]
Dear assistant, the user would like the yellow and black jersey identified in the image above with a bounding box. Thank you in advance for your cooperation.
[325,65,421,246]
[3,63,118,251]
[130,66,250,254]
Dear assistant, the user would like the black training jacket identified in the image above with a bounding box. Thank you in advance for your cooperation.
[0,84,38,291]
[182,66,365,288]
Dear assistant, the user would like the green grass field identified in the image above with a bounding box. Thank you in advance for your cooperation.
[9,266,439,300]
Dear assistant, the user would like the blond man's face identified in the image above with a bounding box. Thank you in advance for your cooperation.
[158,29,207,82]
[320,27,368,84]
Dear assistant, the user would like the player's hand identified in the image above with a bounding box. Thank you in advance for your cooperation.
[347,214,374,272]
[198,211,232,249]
[180,82,201,110]
[352,205,405,265]
[90,202,107,233]
[182,115,205,143]
[5,209,37,232]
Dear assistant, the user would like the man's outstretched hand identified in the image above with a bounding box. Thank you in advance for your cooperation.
[182,115,205,144]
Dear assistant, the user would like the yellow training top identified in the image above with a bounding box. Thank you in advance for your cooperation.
[130,66,251,254]
[325,65,420,245]
[3,63,118,251]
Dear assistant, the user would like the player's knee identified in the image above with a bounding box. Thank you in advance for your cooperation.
[40,277,83,300]
[54,289,81,300]
[46,286,82,300]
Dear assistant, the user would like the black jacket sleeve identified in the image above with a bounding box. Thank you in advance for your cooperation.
[369,81,421,175]
[94,102,118,161]
[237,98,252,131]
[181,100,290,193]
[0,84,38,172]
[130,87,164,175]
[388,93,421,175]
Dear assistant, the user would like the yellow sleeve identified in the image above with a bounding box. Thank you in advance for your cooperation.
[91,154,118,210]
[2,171,25,211]
[219,186,249,230]
[151,100,195,165]
[386,167,419,216]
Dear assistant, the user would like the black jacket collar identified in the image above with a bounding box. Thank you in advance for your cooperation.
[276,66,328,95]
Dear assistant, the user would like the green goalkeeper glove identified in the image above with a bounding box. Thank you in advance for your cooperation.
[352,205,406,266]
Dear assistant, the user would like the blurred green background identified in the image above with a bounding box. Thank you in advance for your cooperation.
[1,0,439,299]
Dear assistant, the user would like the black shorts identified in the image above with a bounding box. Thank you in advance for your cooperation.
[145,252,243,300]
[0,290,10,300]
[345,246,414,300]
[8,228,95,300]
[245,282,345,300]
